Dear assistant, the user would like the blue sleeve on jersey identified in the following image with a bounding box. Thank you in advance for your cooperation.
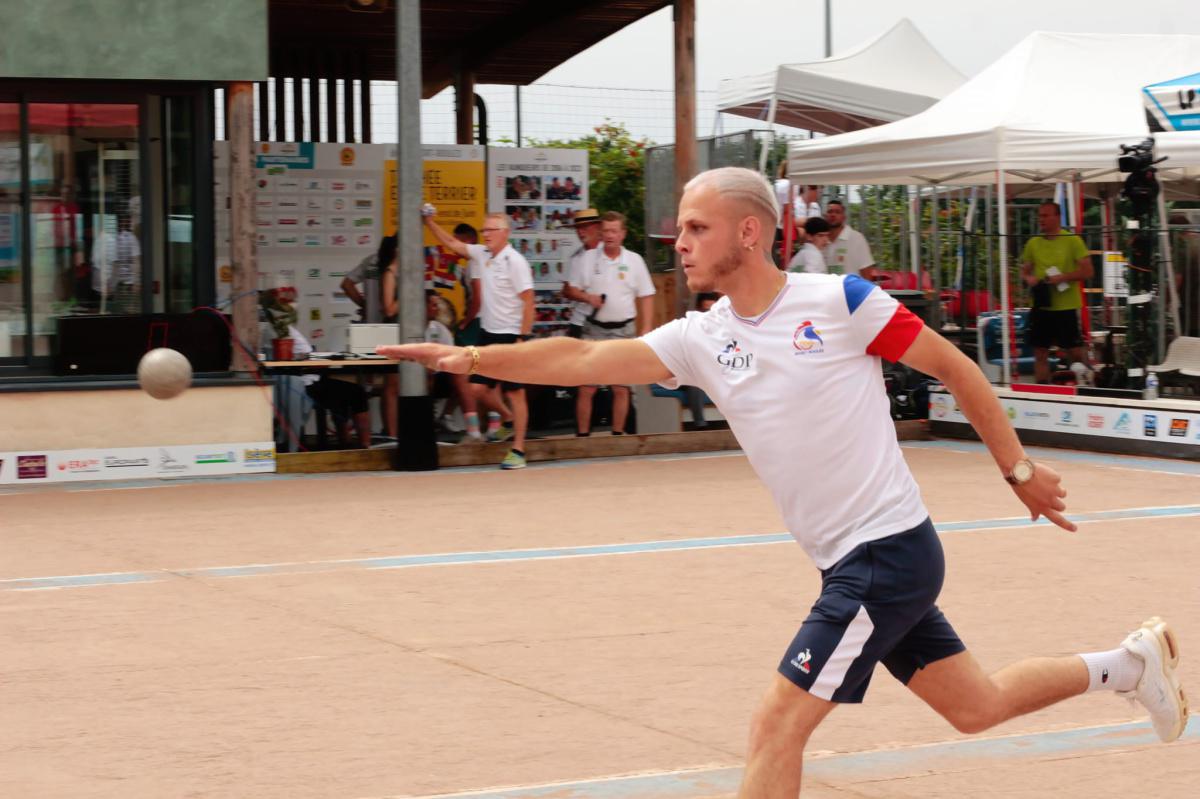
[842,274,875,315]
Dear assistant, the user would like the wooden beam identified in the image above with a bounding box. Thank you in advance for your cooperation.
[673,0,696,316]
[454,68,475,145]
[227,82,258,373]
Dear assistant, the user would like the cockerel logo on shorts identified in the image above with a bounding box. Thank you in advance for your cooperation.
[791,647,813,674]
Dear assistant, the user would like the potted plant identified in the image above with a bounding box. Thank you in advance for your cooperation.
[260,286,298,360]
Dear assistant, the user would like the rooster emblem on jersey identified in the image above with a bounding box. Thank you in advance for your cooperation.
[793,321,824,352]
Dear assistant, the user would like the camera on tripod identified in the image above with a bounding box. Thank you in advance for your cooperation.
[1118,138,1167,216]
[1118,138,1159,173]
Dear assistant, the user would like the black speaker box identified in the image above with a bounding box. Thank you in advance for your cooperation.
[54,313,233,376]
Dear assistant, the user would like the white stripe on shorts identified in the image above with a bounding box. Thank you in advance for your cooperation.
[809,605,875,701]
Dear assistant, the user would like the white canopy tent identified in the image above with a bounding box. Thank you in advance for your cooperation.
[717,18,966,136]
[785,32,1200,384]
[785,32,1200,186]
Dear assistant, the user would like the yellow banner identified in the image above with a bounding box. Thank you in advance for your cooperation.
[382,157,486,324]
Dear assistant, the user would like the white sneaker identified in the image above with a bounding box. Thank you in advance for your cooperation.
[1118,616,1189,742]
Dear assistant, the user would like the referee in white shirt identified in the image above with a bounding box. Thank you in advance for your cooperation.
[571,212,656,436]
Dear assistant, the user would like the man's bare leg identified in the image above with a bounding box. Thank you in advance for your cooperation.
[1033,347,1052,383]
[738,675,835,799]
[611,385,631,433]
[576,385,597,435]
[907,649,1087,733]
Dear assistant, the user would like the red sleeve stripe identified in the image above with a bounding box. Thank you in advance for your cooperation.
[866,304,924,361]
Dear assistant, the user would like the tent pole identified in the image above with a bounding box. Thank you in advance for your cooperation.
[757,96,778,174]
[908,185,920,276]
[998,169,1011,386]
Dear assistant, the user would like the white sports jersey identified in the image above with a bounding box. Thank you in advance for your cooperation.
[585,247,655,323]
[822,225,874,277]
[641,273,928,569]
[565,244,599,325]
[467,243,534,335]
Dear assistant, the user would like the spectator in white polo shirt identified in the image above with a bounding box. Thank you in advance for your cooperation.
[423,210,534,469]
[560,208,602,339]
[572,211,656,436]
[822,199,877,281]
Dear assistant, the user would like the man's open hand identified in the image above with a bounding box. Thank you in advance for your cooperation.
[376,343,471,374]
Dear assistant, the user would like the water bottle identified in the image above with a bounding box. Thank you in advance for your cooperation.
[1145,372,1159,400]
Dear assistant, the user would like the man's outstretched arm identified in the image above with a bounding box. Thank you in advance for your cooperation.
[377,337,673,387]
[899,326,1076,532]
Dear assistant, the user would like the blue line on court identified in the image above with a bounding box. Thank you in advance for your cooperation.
[4,504,1198,593]
[402,718,1197,798]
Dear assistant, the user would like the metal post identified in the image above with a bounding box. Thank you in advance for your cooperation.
[395,0,436,470]
[515,85,522,147]
[998,169,1011,386]
[824,0,832,57]
[1156,190,1178,350]
[908,185,921,276]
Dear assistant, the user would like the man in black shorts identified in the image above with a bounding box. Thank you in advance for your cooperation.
[1021,201,1093,383]
[423,210,534,469]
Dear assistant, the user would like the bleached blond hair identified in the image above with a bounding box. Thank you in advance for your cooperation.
[684,167,780,232]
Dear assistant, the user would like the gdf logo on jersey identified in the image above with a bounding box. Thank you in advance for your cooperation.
[792,321,825,355]
[716,339,754,370]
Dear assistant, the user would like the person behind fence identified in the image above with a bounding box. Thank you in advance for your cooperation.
[1169,213,1200,337]
[573,211,656,437]
[821,199,876,281]
[561,208,603,339]
[1020,201,1093,384]
[787,217,832,274]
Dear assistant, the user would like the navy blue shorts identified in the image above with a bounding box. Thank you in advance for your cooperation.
[778,518,965,703]
[468,330,524,392]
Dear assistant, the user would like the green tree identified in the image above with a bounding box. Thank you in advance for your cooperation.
[526,121,650,255]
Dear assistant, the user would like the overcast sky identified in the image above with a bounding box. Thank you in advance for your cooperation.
[538,0,1195,90]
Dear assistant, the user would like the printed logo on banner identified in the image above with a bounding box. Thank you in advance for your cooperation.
[256,233,271,248]
[304,216,323,229]
[275,235,299,247]
[194,451,236,465]
[331,198,348,211]
[243,448,276,467]
[309,308,321,321]
[339,147,356,166]
[930,395,951,418]
[354,180,374,193]
[330,180,348,192]
[304,179,326,192]
[1087,413,1105,429]
[1006,406,1017,420]
[1056,410,1079,428]
[328,216,348,228]
[306,268,322,280]
[276,198,300,210]
[1143,415,1158,437]
[1023,410,1051,420]
[105,456,149,469]
[157,449,189,474]
[328,234,349,247]
[305,198,324,211]
[17,455,48,479]
[1169,418,1189,438]
[57,458,100,474]
[353,217,374,227]
[1113,412,1132,435]
[356,234,374,247]
[354,199,374,211]
[311,328,325,340]
[303,235,322,247]
[277,179,301,192]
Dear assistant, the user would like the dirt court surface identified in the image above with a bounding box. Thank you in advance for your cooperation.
[2,441,1197,798]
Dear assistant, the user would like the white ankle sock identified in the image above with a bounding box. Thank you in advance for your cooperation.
[1079,648,1143,692]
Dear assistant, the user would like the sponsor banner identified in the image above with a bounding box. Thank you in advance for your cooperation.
[929,392,1200,446]
[217,141,498,347]
[0,442,276,485]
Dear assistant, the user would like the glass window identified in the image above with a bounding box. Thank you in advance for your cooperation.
[164,96,195,313]
[27,103,141,357]
[0,102,22,359]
